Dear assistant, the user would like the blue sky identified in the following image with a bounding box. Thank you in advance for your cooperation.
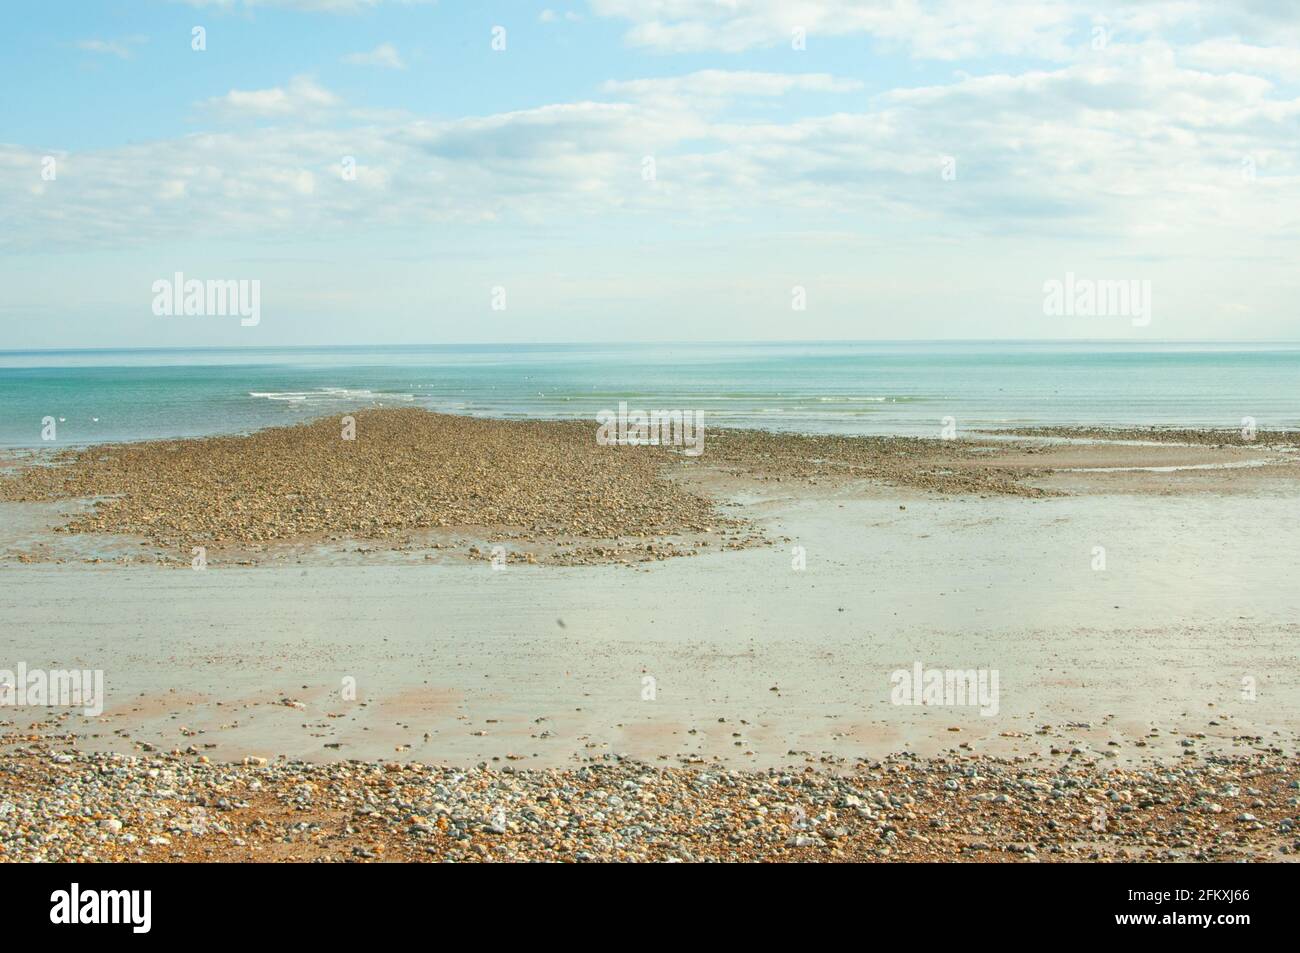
[3,4,950,148]
[2,1,1298,347]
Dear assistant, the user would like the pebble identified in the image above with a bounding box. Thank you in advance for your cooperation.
[1,736,1294,863]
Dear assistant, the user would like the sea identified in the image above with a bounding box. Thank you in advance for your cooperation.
[1,341,1298,448]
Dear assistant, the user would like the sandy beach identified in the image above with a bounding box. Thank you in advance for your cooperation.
[2,411,1298,861]
[10,0,1300,890]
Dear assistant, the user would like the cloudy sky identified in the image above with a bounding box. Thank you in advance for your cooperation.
[2,1,1298,347]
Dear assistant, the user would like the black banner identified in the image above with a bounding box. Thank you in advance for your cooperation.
[1,861,1277,937]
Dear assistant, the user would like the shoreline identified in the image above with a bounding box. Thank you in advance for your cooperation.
[3,472,1297,773]
[3,409,1299,569]
[3,412,1298,862]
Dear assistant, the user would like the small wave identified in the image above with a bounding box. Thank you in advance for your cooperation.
[248,392,309,402]
[248,388,415,404]
[1058,460,1272,473]
[815,396,891,403]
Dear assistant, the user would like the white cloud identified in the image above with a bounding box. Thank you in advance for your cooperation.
[174,0,432,12]
[540,8,582,23]
[202,75,340,119]
[342,43,405,69]
[589,0,1086,58]
[604,70,862,111]
[5,47,1298,262]
[590,0,1300,63]
[1181,39,1300,81]
[76,37,148,59]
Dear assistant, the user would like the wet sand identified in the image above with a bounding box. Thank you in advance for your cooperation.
[1,426,1297,767]
[1,417,1298,860]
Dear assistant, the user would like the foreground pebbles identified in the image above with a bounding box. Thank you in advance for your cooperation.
[2,740,1294,863]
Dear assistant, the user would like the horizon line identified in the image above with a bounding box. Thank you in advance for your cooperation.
[6,338,1300,355]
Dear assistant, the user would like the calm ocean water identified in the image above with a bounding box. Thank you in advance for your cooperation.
[1,342,1297,448]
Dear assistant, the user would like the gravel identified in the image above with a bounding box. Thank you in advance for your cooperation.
[0,409,1047,567]
[2,738,1294,863]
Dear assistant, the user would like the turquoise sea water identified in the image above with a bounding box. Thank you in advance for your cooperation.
[1,342,1297,448]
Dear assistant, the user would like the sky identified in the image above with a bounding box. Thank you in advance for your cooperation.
[1,0,1298,348]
